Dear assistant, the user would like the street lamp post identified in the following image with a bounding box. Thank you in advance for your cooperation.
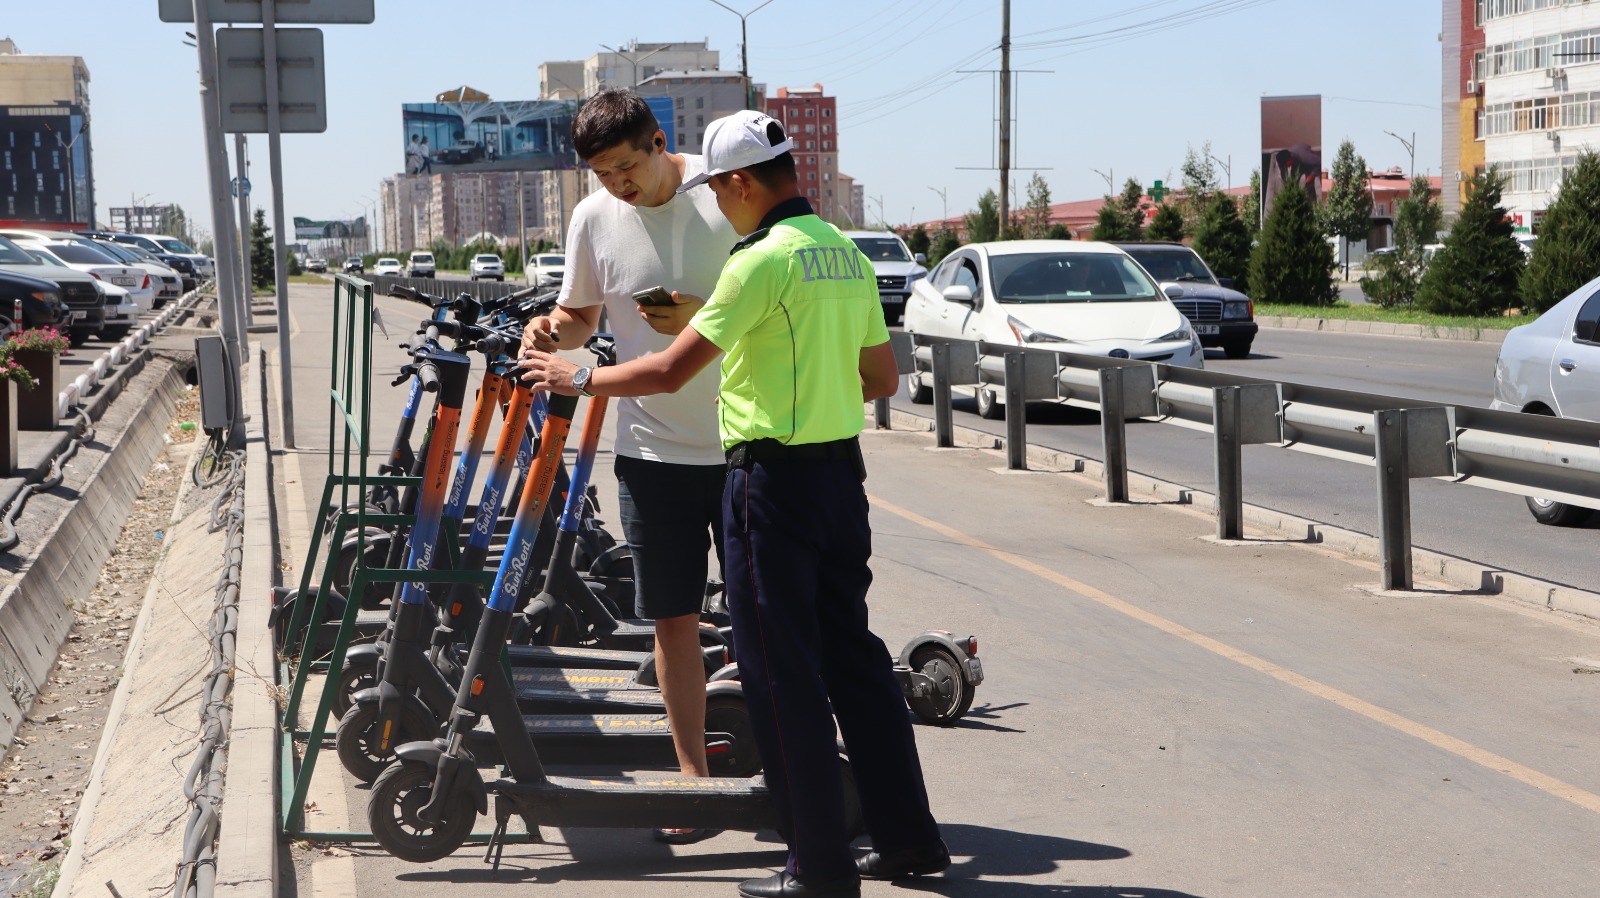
[707,0,776,110]
[1385,130,1416,180]
[598,43,666,90]
[47,119,89,225]
[1092,167,1114,195]
[927,185,948,222]
[1207,152,1232,192]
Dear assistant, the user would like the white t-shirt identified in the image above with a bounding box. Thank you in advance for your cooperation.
[558,154,734,465]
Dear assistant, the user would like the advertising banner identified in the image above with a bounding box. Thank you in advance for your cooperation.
[1260,95,1322,225]
[403,100,578,174]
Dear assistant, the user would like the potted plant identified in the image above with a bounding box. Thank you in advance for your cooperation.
[6,326,66,430]
[0,346,35,474]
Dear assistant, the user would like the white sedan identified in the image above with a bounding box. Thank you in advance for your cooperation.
[372,258,404,277]
[903,240,1203,418]
[17,240,157,311]
[1490,274,1600,525]
[470,253,505,281]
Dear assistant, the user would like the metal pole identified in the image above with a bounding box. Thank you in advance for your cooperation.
[192,0,247,448]
[1375,410,1413,590]
[234,133,252,312]
[1004,352,1027,470]
[873,396,890,430]
[998,0,1011,236]
[516,170,528,285]
[263,0,297,448]
[1100,367,1129,502]
[931,344,953,449]
[1213,386,1244,539]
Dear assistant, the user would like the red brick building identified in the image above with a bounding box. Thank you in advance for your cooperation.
[766,84,842,222]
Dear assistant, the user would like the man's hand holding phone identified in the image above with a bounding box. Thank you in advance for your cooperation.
[632,286,704,336]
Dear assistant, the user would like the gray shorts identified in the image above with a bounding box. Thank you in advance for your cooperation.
[614,454,726,620]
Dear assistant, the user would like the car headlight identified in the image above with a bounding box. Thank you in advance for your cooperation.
[1007,315,1070,344]
[907,270,928,284]
[1223,300,1251,320]
[1155,324,1191,343]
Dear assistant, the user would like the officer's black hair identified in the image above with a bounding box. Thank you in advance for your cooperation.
[714,123,798,192]
[572,89,660,161]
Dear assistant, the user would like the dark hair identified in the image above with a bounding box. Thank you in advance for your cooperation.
[572,89,659,160]
[715,122,798,192]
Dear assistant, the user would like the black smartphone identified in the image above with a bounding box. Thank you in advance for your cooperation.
[631,286,676,307]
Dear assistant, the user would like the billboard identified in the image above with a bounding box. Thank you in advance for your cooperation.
[402,100,578,174]
[1260,95,1322,225]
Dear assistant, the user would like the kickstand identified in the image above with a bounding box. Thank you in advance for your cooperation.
[483,815,508,870]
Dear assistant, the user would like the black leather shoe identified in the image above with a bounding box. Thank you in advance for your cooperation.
[737,871,861,898]
[856,839,952,880]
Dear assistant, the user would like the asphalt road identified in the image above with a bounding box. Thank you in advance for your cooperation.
[266,282,1600,897]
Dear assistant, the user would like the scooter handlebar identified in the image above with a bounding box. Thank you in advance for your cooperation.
[480,282,547,313]
[416,361,441,393]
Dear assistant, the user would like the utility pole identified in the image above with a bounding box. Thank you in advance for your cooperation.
[1092,167,1114,194]
[998,0,1011,237]
[1385,130,1416,179]
[234,133,252,318]
[708,1,775,109]
[517,170,528,284]
[1208,152,1233,192]
[871,194,886,229]
[927,185,948,222]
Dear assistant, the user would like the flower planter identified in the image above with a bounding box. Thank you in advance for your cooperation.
[12,348,58,430]
[0,380,16,475]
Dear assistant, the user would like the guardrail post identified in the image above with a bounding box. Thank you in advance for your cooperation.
[1004,352,1027,469]
[932,343,954,448]
[1374,407,1455,591]
[1101,367,1129,501]
[1211,384,1283,540]
[878,332,915,430]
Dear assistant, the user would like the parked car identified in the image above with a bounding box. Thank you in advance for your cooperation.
[525,253,565,288]
[97,281,139,342]
[86,239,182,308]
[1113,242,1258,359]
[842,230,927,326]
[372,258,404,277]
[902,240,1202,418]
[99,232,213,280]
[79,231,198,292]
[305,257,328,273]
[406,251,436,278]
[343,256,364,274]
[0,235,105,343]
[1489,274,1600,525]
[13,240,157,312]
[0,268,71,337]
[470,253,505,281]
[2,228,176,310]
[436,139,485,164]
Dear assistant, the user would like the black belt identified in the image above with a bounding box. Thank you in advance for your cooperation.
[726,437,865,479]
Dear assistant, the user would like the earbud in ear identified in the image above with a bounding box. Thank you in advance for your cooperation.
[655,137,664,149]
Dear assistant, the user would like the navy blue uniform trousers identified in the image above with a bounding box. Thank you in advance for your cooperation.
[724,456,941,882]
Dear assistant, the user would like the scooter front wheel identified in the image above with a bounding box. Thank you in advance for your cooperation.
[368,760,476,862]
[336,701,437,783]
[905,645,974,726]
[332,658,377,718]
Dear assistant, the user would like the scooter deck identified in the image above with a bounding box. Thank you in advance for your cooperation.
[503,643,652,671]
[463,714,681,768]
[492,773,776,831]
[510,667,652,691]
[511,684,667,713]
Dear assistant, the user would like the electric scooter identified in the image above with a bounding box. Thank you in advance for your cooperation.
[368,392,863,866]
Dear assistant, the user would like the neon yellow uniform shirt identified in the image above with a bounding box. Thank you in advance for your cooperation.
[690,207,890,451]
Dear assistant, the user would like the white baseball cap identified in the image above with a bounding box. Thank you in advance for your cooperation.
[677,110,795,193]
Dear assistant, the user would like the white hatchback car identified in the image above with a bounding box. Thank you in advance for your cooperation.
[1490,274,1600,524]
[903,240,1202,417]
[372,258,404,277]
[470,253,505,281]
[525,253,565,288]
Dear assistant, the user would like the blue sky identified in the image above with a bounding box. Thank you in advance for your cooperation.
[4,0,1442,242]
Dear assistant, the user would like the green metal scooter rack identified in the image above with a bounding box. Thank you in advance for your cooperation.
[277,275,495,841]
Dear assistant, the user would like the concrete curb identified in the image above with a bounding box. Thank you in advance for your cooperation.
[1258,315,1511,345]
[216,342,278,898]
[0,356,182,749]
[878,406,1600,623]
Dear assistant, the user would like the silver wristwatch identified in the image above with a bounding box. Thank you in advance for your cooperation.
[572,365,594,397]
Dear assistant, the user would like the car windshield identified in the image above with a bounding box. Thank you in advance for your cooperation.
[44,242,119,265]
[1123,249,1216,285]
[158,238,197,254]
[378,259,400,266]
[28,251,67,267]
[94,241,141,263]
[537,255,564,266]
[989,252,1162,304]
[850,237,910,262]
[413,254,434,263]
[474,255,500,262]
[0,236,38,266]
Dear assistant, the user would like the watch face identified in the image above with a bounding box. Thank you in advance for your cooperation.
[573,366,591,392]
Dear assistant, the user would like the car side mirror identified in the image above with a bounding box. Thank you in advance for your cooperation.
[941,283,975,305]
[914,252,927,264]
[1217,277,1233,288]
[1163,284,1185,300]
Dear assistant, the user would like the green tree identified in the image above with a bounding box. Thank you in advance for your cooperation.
[1191,193,1252,293]
[1046,222,1073,241]
[930,227,961,263]
[1416,167,1525,316]
[964,189,1000,244]
[905,224,931,259]
[1091,197,1136,241]
[1522,151,1600,314]
[1322,139,1373,280]
[1360,175,1440,308]
[1120,177,1145,240]
[1248,180,1337,306]
[1145,203,1186,242]
[286,250,302,277]
[1020,172,1054,239]
[249,208,274,288]
[1241,168,1262,236]
[1180,141,1220,232]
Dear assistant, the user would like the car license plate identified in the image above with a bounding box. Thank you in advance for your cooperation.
[112,277,137,286]
[1195,324,1220,335]
[71,310,88,320]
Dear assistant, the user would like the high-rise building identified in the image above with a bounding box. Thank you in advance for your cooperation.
[0,39,94,227]
[1446,0,1600,232]
[635,71,759,154]
[584,41,719,96]
[380,171,544,252]
[766,84,841,222]
[540,61,585,100]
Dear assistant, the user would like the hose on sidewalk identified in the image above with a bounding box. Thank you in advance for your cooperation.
[0,407,96,553]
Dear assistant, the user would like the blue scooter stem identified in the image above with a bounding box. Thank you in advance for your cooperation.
[485,393,580,615]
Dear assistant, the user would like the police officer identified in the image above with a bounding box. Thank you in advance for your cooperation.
[520,110,949,898]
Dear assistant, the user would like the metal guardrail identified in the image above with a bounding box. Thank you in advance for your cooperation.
[364,273,528,304]
[893,333,1600,591]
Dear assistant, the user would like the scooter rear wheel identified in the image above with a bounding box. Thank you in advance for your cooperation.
[331,659,377,719]
[705,693,762,777]
[336,701,438,783]
[368,760,476,862]
[905,645,974,725]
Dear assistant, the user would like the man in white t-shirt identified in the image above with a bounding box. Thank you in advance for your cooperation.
[519,91,733,843]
